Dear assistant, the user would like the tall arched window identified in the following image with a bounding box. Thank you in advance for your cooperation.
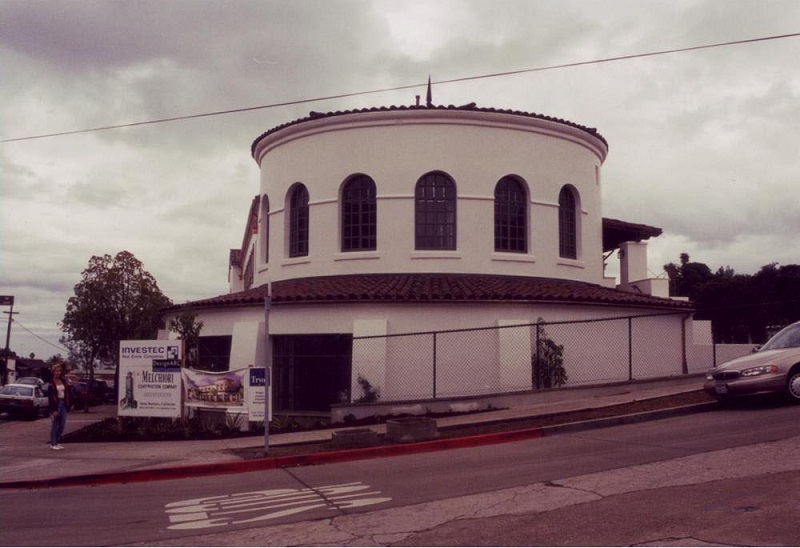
[341,175,377,251]
[288,184,309,258]
[415,171,456,250]
[260,194,270,264]
[558,186,578,259]
[494,176,527,253]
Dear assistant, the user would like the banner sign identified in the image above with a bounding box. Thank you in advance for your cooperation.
[0,295,13,306]
[182,367,246,409]
[118,341,182,418]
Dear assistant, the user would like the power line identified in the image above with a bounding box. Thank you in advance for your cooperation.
[8,319,68,353]
[2,31,798,144]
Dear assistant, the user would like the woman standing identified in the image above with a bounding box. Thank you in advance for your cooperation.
[48,363,72,450]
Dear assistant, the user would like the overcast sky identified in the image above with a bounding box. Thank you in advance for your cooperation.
[1,0,798,360]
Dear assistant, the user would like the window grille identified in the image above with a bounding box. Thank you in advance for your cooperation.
[289,185,309,258]
[415,172,456,250]
[494,176,527,253]
[342,175,377,251]
[559,186,577,259]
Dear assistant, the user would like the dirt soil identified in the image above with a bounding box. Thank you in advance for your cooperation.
[229,390,717,459]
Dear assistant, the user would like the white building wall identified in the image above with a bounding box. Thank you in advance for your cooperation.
[252,109,607,288]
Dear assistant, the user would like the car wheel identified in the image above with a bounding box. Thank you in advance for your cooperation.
[787,368,800,404]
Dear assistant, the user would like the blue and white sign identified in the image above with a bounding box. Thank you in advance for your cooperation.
[246,367,271,422]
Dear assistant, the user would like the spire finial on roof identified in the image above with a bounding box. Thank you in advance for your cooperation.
[426,75,433,107]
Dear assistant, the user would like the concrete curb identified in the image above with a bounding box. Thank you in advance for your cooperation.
[0,401,716,490]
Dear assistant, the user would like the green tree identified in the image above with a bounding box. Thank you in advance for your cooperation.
[60,251,172,410]
[168,308,204,367]
[663,252,713,300]
[693,263,800,344]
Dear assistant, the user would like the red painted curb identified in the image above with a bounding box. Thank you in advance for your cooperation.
[0,401,716,490]
[0,426,545,490]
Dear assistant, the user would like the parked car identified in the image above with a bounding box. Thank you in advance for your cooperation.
[704,321,800,403]
[15,377,46,388]
[0,383,49,419]
[69,380,108,406]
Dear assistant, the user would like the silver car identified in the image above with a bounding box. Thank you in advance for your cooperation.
[704,321,800,403]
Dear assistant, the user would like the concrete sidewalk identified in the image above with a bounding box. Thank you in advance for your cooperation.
[0,375,709,488]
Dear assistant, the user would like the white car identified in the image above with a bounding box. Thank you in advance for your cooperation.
[0,383,49,419]
[704,321,800,403]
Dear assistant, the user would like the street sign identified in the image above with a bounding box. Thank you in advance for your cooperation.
[0,296,13,306]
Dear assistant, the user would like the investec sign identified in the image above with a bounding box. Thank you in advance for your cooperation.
[119,340,182,418]
[120,343,180,364]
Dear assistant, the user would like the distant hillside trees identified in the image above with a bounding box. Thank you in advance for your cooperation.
[665,255,800,344]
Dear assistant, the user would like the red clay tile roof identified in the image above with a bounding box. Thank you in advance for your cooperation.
[166,273,692,311]
[251,103,608,158]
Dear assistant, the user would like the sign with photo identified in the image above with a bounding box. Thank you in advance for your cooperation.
[182,367,246,409]
[118,340,183,418]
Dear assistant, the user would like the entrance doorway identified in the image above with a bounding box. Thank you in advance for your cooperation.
[273,334,352,412]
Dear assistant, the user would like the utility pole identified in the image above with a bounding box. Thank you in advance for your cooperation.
[263,284,273,455]
[1,295,17,385]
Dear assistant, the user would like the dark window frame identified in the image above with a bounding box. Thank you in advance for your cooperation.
[289,184,309,258]
[494,176,528,253]
[261,195,270,264]
[558,186,578,259]
[197,335,232,372]
[341,175,377,252]
[415,171,457,250]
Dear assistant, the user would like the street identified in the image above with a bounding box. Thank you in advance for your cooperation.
[1,400,798,546]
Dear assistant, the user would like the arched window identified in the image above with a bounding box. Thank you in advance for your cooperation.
[415,171,456,250]
[341,175,377,251]
[558,186,578,259]
[288,184,309,258]
[260,194,270,264]
[494,176,527,253]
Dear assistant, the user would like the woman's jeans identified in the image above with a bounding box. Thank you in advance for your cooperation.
[49,400,67,446]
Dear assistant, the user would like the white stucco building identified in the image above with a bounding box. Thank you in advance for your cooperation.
[163,101,693,414]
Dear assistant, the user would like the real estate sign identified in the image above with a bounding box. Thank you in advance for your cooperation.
[182,367,246,409]
[118,340,182,418]
[181,366,271,422]
[246,367,271,422]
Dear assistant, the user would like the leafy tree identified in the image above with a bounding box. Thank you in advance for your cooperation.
[168,308,204,367]
[60,251,172,410]
[686,259,800,344]
[664,253,713,300]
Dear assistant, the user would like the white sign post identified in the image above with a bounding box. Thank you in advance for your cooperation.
[118,340,182,418]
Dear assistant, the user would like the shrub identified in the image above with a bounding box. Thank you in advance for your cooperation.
[532,321,568,389]
[354,375,380,403]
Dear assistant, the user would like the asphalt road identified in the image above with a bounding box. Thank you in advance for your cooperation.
[1,399,798,546]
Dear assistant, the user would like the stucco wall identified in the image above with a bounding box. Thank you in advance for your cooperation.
[249,109,607,289]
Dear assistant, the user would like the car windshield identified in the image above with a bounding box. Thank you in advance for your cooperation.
[0,385,33,396]
[760,323,800,351]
